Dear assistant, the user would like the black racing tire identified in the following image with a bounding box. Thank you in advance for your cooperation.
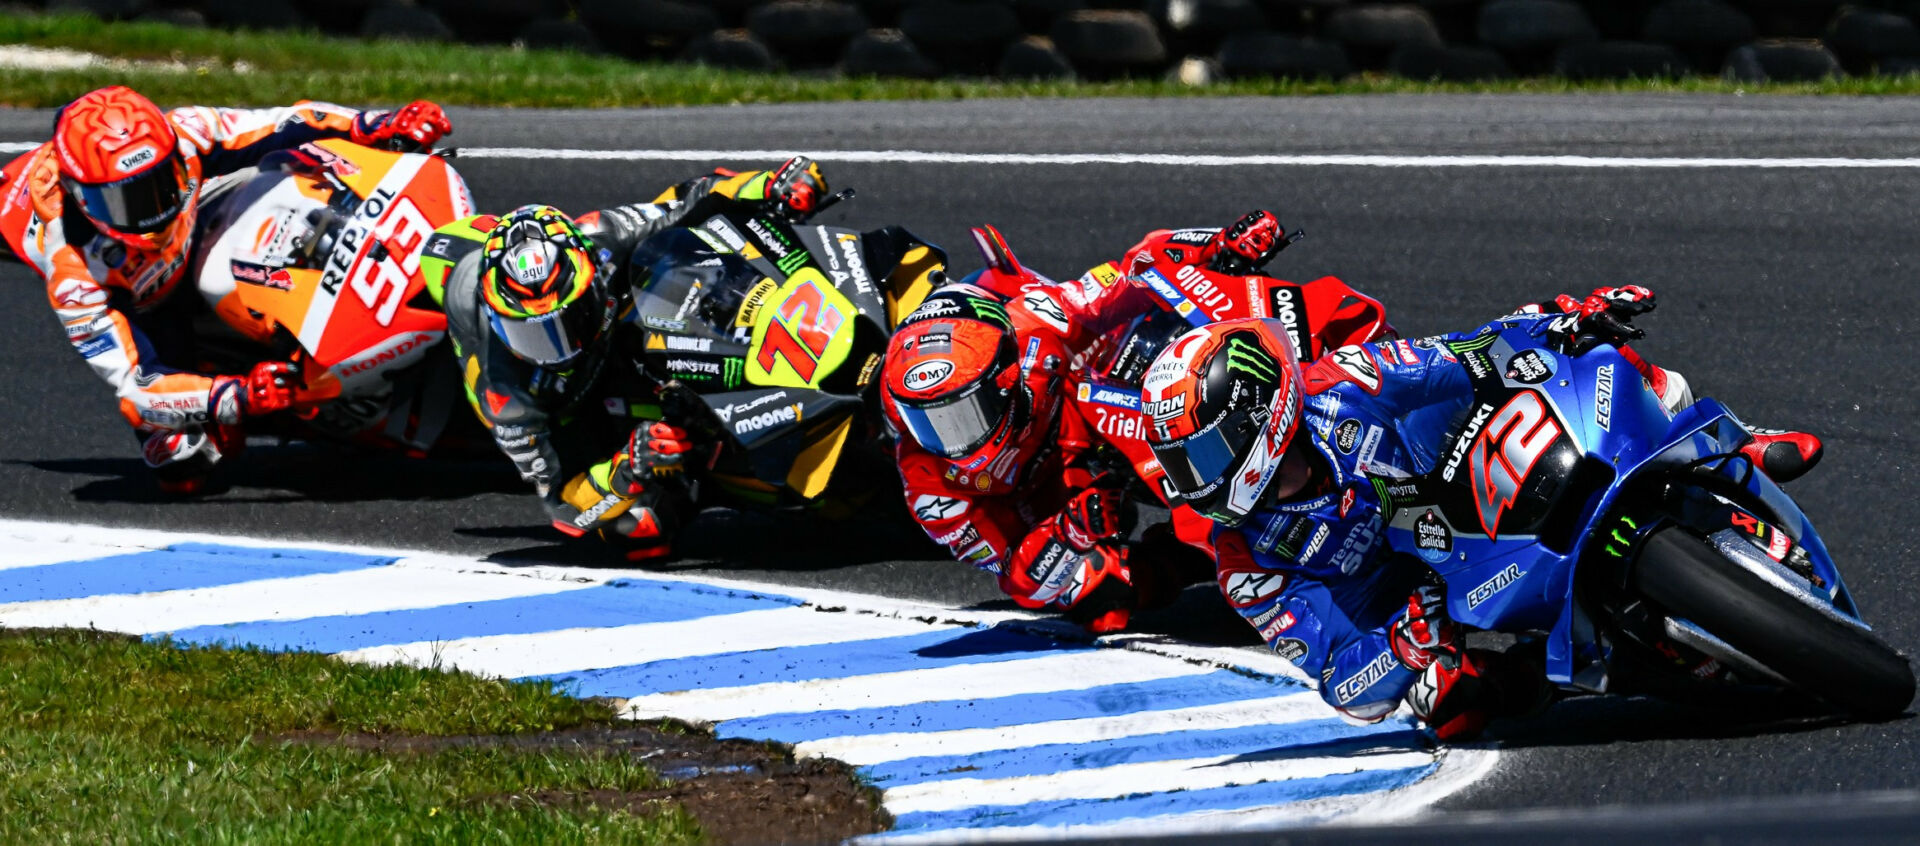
[1325,4,1441,69]
[517,18,605,54]
[682,28,781,71]
[1149,0,1267,56]
[1387,42,1512,81]
[1050,9,1168,77]
[1826,8,1920,76]
[359,4,454,42]
[1325,4,1441,49]
[580,0,720,58]
[1216,31,1352,80]
[900,0,1023,74]
[998,34,1077,79]
[1475,0,1596,52]
[1642,0,1755,51]
[1632,527,1915,719]
[1722,38,1843,82]
[1553,39,1686,79]
[841,28,944,77]
[747,0,871,67]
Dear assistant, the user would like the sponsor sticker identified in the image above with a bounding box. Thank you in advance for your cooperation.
[1466,563,1523,609]
[1415,509,1453,563]
[903,359,955,392]
[1505,349,1554,384]
[912,494,967,522]
[1594,363,1614,431]
[1223,571,1285,606]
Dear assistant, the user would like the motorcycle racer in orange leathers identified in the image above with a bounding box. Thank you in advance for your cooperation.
[0,86,451,493]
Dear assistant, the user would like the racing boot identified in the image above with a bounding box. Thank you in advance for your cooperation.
[1738,427,1824,484]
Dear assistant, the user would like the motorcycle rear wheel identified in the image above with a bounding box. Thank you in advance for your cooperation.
[1632,527,1915,719]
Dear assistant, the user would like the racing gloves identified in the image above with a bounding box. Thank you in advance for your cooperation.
[351,100,452,152]
[612,421,694,495]
[211,361,300,424]
[1012,483,1136,634]
[1389,585,1461,673]
[766,156,829,220]
[1208,209,1301,274]
[1547,285,1657,354]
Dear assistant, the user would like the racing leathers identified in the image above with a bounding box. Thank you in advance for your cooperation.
[427,166,818,559]
[1211,313,1584,726]
[0,100,449,487]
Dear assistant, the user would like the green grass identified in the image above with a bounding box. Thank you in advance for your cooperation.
[3,11,1920,109]
[0,628,702,844]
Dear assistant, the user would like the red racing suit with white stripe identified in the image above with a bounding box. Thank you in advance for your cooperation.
[0,102,382,435]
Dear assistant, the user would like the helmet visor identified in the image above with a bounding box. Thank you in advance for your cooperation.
[896,378,1015,459]
[1155,410,1250,498]
[64,153,185,235]
[489,295,602,369]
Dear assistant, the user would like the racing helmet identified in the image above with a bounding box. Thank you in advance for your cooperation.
[52,86,193,250]
[883,285,1027,461]
[479,205,615,371]
[1142,318,1304,527]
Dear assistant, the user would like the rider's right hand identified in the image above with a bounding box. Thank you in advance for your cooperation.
[767,156,829,220]
[212,361,300,423]
[1390,585,1461,672]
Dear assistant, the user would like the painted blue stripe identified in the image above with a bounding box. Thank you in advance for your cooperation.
[538,625,1088,698]
[0,544,392,604]
[888,759,1436,833]
[158,578,800,653]
[718,670,1306,745]
[865,718,1417,787]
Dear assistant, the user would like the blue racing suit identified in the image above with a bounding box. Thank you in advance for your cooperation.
[1212,312,1564,720]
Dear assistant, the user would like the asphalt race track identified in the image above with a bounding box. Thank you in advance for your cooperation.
[3,95,1919,818]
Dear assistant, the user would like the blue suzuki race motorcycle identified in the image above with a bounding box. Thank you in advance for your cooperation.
[1384,327,1914,717]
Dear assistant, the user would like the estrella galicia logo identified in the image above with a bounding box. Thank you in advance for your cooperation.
[1333,419,1361,454]
[1505,349,1554,385]
[1414,509,1452,563]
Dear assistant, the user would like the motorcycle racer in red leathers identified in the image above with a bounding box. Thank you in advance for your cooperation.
[881,213,1395,633]
[0,86,451,493]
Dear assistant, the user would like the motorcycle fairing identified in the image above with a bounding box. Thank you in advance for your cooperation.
[1382,326,1860,686]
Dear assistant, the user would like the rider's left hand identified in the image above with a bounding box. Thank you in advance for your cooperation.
[1549,285,1656,354]
[352,101,452,152]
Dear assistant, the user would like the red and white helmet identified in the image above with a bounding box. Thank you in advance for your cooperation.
[882,286,1027,462]
[1141,317,1303,526]
[52,86,195,250]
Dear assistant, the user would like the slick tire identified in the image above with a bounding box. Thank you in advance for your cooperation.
[1632,527,1915,719]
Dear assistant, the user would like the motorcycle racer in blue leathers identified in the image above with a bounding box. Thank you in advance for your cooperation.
[1138,290,1817,740]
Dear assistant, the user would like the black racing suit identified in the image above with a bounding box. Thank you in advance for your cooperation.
[427,170,791,556]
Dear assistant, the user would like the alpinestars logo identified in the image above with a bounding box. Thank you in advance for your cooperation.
[912,495,967,522]
[1223,572,1285,606]
[1329,346,1380,393]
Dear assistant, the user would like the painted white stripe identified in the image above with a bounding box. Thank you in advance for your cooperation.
[3,138,1917,168]
[883,749,1435,814]
[294,153,428,352]
[0,565,589,634]
[798,693,1329,766]
[0,539,132,572]
[623,649,1216,723]
[336,605,953,680]
[455,146,1920,169]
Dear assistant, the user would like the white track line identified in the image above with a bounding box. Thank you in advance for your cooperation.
[797,693,1329,766]
[337,605,953,679]
[456,147,1920,169]
[883,749,1436,815]
[8,140,1914,169]
[623,649,1215,723]
[0,565,588,634]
